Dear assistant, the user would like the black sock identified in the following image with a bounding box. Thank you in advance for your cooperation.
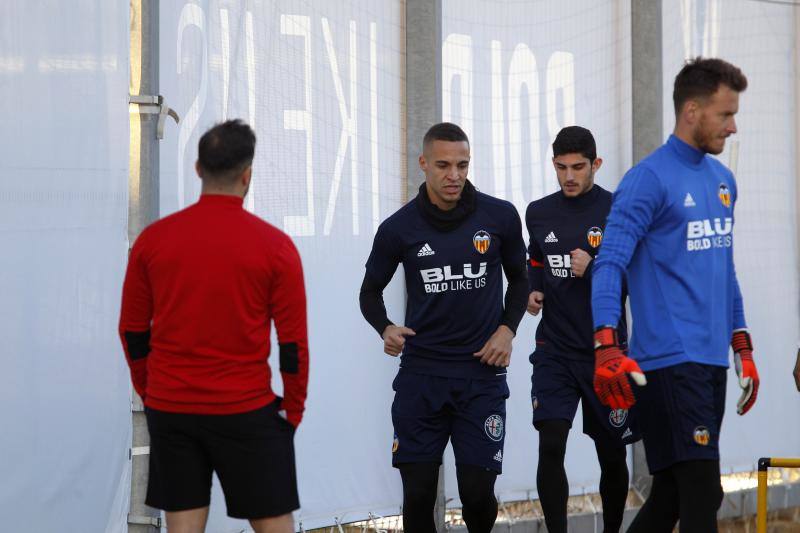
[399,463,439,533]
[628,460,722,533]
[627,468,679,533]
[456,464,498,533]
[673,460,723,533]
[536,419,570,533]
[595,441,629,533]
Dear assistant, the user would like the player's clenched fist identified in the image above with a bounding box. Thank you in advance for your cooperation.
[593,326,646,409]
[569,248,593,278]
[382,325,416,356]
[527,291,544,315]
[474,325,514,367]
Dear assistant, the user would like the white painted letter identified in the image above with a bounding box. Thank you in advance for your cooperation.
[490,40,507,199]
[322,18,359,236]
[177,4,207,208]
[442,33,474,163]
[243,10,257,213]
[507,43,541,215]
[545,51,575,195]
[219,8,230,120]
[281,15,315,237]
[370,22,379,234]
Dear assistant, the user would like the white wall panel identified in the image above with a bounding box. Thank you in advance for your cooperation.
[0,2,131,532]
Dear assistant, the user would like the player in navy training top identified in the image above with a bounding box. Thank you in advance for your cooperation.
[591,59,760,532]
[526,127,636,533]
[359,123,528,533]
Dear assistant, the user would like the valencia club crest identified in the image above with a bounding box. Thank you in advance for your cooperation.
[473,230,491,254]
[718,183,731,208]
[587,226,603,248]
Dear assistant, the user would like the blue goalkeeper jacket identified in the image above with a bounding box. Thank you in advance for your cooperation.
[592,134,746,371]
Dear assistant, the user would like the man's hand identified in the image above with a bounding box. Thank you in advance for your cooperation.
[570,248,593,278]
[382,325,415,356]
[527,291,544,315]
[793,346,800,392]
[276,399,302,428]
[593,327,647,410]
[732,330,759,415]
[474,325,514,367]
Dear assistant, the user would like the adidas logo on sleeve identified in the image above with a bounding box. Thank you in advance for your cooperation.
[544,232,558,243]
[417,243,435,257]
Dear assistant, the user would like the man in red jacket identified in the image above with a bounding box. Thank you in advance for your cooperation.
[119,120,309,533]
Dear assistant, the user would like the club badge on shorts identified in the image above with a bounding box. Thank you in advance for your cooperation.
[392,434,399,453]
[484,414,504,441]
[587,226,603,248]
[718,183,731,208]
[693,426,710,446]
[609,408,628,428]
[473,230,491,254]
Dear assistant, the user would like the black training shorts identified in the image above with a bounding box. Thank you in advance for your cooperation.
[144,400,299,519]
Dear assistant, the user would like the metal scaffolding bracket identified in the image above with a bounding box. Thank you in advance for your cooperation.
[127,514,162,527]
[129,446,151,459]
[129,94,180,140]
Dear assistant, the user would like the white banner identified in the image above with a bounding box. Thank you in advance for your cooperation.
[0,2,131,532]
[158,1,406,529]
[5,1,795,531]
[663,0,800,474]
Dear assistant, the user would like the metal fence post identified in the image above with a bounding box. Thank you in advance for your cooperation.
[128,0,161,530]
[630,0,663,501]
[405,0,445,529]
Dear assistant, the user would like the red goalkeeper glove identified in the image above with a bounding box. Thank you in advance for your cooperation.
[732,329,759,415]
[593,327,647,410]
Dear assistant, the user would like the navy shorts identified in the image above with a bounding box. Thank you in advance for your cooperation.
[391,369,509,473]
[531,350,640,447]
[636,362,727,473]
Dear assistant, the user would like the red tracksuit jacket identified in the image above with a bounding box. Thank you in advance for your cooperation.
[118,194,309,426]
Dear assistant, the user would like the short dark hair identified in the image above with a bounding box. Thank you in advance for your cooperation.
[673,57,748,116]
[197,119,256,182]
[552,126,596,162]
[422,122,469,151]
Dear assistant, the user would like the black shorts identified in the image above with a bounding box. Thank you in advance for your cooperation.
[391,369,509,474]
[144,400,299,519]
[636,362,727,474]
[531,350,640,447]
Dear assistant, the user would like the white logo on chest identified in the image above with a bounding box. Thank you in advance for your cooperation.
[420,263,486,283]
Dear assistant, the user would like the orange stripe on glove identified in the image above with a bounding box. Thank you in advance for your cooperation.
[732,329,759,415]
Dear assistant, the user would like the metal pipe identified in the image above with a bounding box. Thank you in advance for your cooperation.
[767,458,800,468]
[629,0,663,500]
[757,458,770,533]
[404,0,444,530]
[128,0,160,531]
[756,457,800,533]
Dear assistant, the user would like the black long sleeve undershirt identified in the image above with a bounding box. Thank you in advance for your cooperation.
[359,272,393,338]
[501,261,528,335]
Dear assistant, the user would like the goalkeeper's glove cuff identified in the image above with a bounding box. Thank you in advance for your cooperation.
[594,326,619,350]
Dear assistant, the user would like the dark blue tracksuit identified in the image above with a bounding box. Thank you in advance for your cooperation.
[527,185,639,447]
[593,135,745,472]
[365,190,526,473]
